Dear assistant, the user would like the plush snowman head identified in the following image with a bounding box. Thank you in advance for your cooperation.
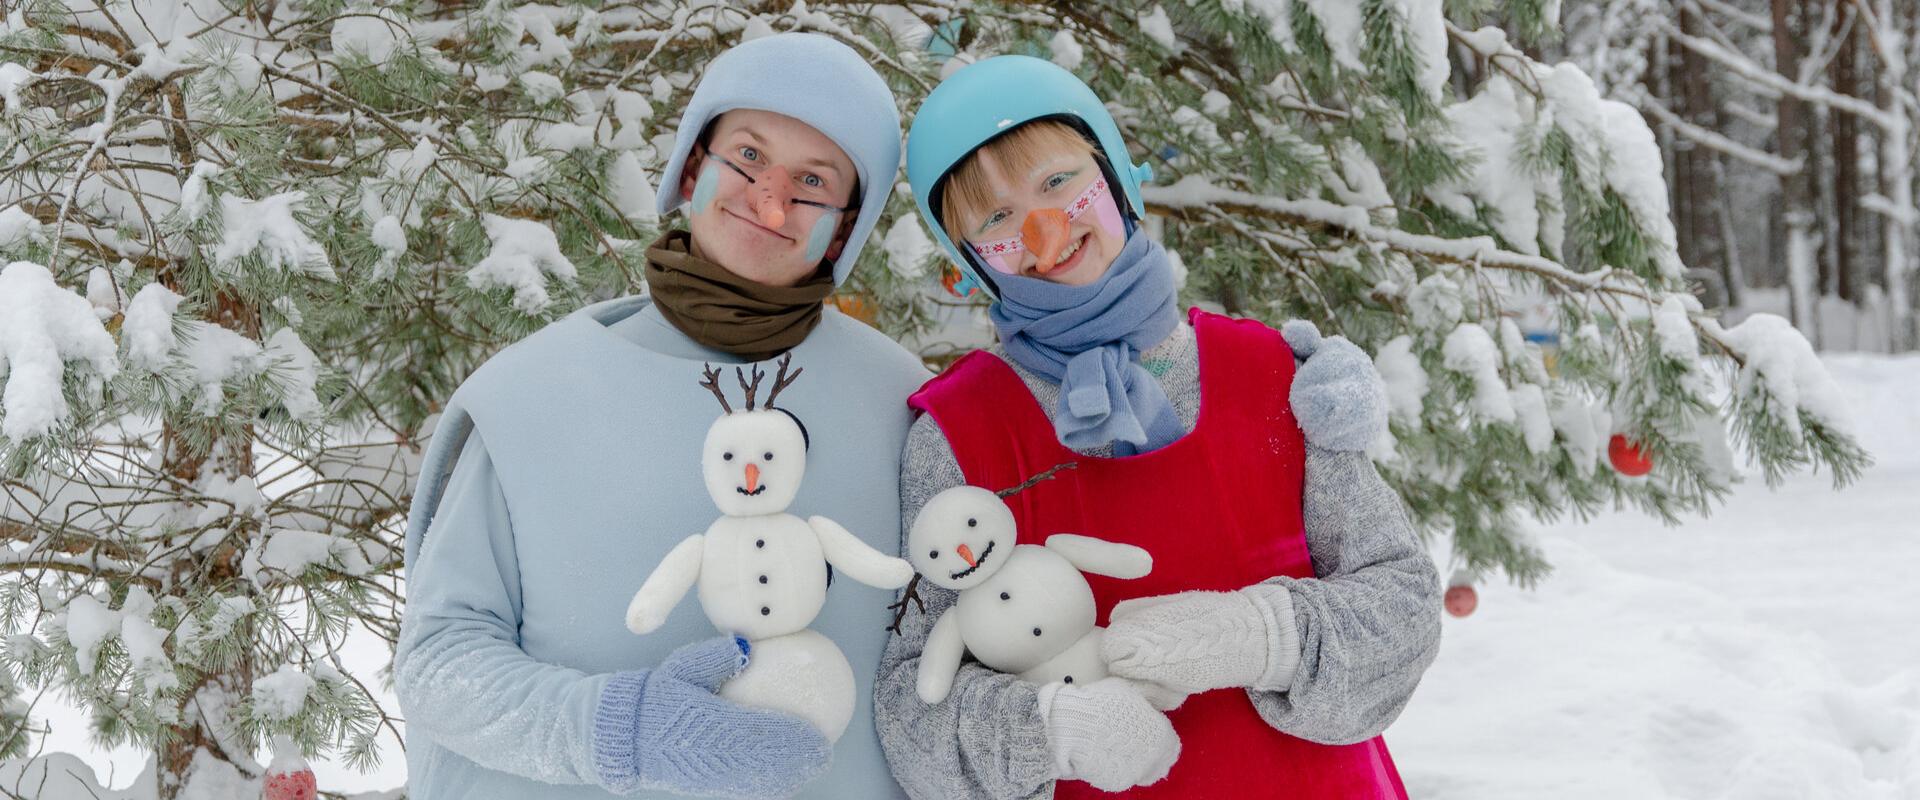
[698,357,809,516]
[702,410,807,515]
[908,485,1018,591]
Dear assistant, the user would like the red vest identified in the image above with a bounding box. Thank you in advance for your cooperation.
[909,309,1407,799]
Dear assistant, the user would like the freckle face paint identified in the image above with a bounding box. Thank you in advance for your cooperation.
[691,163,721,215]
[803,212,837,264]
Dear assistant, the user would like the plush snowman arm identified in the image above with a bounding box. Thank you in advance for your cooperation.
[624,534,705,635]
[808,515,915,589]
[915,609,966,704]
[1044,534,1153,580]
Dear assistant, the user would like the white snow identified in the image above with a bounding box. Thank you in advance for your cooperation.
[1652,295,1699,361]
[465,214,578,314]
[263,328,324,421]
[1396,353,1920,798]
[1712,313,1856,439]
[0,62,33,114]
[1431,77,1550,255]
[1442,323,1515,423]
[251,664,314,721]
[1548,395,1608,475]
[1536,65,1685,279]
[1138,6,1179,51]
[121,282,183,373]
[371,214,406,277]
[331,11,409,66]
[882,215,934,280]
[181,321,263,414]
[176,161,221,224]
[1296,0,1366,71]
[212,192,337,280]
[1507,382,1553,454]
[1374,334,1429,423]
[0,205,41,248]
[61,595,118,676]
[0,261,120,440]
[1049,30,1084,71]
[607,151,658,223]
[85,267,120,317]
[518,71,564,103]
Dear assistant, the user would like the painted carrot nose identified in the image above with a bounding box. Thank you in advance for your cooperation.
[1021,208,1072,272]
[751,166,791,229]
[744,463,760,494]
[956,543,976,568]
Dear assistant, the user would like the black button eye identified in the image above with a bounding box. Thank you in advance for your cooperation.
[760,606,771,616]
[723,452,733,461]
[966,518,977,527]
[999,592,1010,601]
[1063,675,1074,684]
[928,550,939,559]
[1032,627,1042,637]
[755,539,765,549]
[758,575,768,584]
[764,452,773,460]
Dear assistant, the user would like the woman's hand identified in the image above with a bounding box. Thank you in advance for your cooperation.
[1099,586,1301,695]
[1037,677,1181,791]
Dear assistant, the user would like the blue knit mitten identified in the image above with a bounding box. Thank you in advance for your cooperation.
[1282,319,1389,453]
[594,636,831,798]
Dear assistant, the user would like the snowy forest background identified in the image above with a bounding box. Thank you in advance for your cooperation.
[0,0,1910,797]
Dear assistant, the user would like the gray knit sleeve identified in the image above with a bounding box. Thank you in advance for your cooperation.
[1244,446,1443,745]
[874,414,1057,800]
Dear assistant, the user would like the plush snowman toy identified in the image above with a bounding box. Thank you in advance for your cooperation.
[906,468,1155,705]
[625,356,914,741]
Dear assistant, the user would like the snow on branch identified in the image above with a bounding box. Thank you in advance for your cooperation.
[1631,91,1802,176]
[1663,23,1896,129]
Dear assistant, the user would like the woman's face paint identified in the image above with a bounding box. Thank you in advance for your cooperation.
[691,162,722,215]
[970,176,1127,275]
[803,210,838,264]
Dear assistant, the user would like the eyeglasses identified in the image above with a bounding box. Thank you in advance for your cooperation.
[707,151,856,217]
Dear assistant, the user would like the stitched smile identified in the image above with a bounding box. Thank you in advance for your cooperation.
[947,541,996,580]
[736,486,767,496]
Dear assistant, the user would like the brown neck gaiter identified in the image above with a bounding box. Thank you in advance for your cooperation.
[645,230,834,362]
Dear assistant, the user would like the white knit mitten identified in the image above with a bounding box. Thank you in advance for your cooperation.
[1100,585,1303,695]
[1037,677,1180,792]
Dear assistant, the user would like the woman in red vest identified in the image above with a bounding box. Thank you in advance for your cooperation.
[873,56,1442,800]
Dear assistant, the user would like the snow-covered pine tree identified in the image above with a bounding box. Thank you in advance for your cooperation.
[0,0,1871,794]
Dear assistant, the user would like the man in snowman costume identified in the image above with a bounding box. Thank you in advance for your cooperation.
[395,34,931,799]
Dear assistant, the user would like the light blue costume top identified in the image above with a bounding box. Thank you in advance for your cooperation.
[396,296,928,799]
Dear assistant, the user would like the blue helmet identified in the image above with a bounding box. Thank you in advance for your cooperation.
[906,55,1154,299]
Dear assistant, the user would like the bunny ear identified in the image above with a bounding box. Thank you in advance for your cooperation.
[994,461,1080,498]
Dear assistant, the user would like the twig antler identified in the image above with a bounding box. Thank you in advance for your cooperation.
[886,573,925,635]
[735,363,765,411]
[698,364,732,414]
[995,461,1079,498]
[765,353,804,409]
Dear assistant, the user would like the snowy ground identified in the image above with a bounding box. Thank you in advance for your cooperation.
[1394,353,1920,799]
[10,353,1917,798]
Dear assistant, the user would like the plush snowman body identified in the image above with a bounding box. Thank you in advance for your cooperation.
[626,363,913,741]
[909,485,1153,704]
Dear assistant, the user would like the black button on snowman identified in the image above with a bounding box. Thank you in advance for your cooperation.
[624,355,914,742]
[906,464,1157,705]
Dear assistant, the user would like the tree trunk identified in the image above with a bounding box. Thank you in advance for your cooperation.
[1876,0,1917,350]
[1774,0,1820,344]
[1831,6,1859,304]
[155,290,263,798]
[1672,8,1725,279]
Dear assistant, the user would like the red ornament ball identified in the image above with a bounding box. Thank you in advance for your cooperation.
[1608,434,1653,477]
[263,768,316,800]
[1444,584,1478,618]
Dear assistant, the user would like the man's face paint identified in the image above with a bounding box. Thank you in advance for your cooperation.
[691,162,722,215]
[968,176,1127,275]
[803,210,838,264]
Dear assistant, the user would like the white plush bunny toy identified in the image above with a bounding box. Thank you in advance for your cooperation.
[904,465,1156,705]
[625,355,915,741]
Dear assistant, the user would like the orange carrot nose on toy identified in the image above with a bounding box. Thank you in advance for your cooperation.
[751,166,791,229]
[744,463,761,494]
[956,543,977,568]
[1021,208,1072,272]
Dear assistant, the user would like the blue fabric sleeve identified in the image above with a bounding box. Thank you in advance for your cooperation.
[393,431,610,786]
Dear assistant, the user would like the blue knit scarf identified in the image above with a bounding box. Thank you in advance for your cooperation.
[989,233,1183,455]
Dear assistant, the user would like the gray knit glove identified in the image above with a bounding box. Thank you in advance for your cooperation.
[1036,677,1180,792]
[1099,585,1303,695]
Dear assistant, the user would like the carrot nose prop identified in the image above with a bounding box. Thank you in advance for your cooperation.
[751,166,791,229]
[744,463,761,494]
[956,543,977,568]
[1021,208,1072,272]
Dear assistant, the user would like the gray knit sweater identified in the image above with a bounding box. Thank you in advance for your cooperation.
[873,322,1442,800]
